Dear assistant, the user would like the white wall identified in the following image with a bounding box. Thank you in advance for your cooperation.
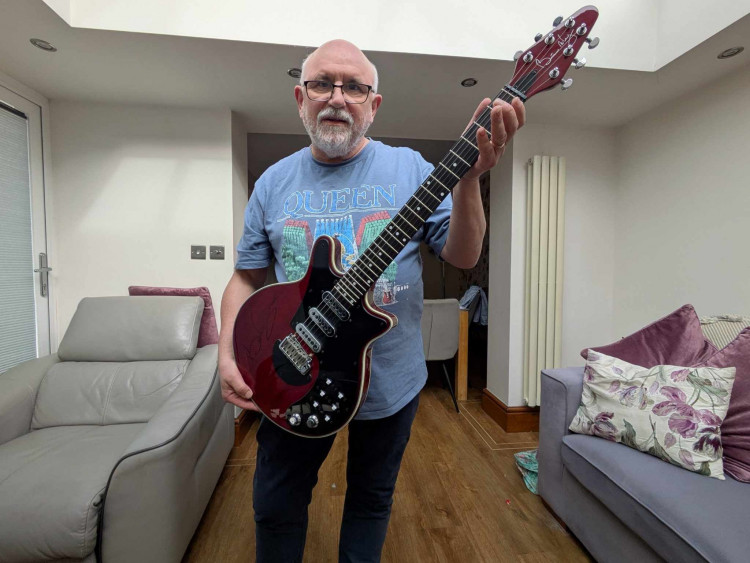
[50,101,235,340]
[487,123,618,406]
[613,65,750,337]
[487,147,515,405]
[47,0,656,71]
[656,0,750,69]
[231,111,249,263]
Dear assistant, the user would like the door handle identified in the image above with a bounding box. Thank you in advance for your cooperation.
[33,252,52,297]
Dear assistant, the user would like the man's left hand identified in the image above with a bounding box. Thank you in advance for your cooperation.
[463,97,525,181]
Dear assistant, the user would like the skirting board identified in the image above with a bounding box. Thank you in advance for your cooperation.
[481,388,539,433]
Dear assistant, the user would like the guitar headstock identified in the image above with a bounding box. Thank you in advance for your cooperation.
[510,5,599,99]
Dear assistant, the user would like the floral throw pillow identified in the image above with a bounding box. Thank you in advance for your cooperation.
[569,351,736,479]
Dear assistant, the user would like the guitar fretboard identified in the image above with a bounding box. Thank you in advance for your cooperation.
[329,87,519,308]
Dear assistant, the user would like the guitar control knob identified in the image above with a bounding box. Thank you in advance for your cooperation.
[288,413,302,426]
[306,415,319,428]
[560,78,573,91]
[585,37,600,49]
[325,378,333,386]
[337,392,345,400]
[331,403,339,412]
[534,33,543,42]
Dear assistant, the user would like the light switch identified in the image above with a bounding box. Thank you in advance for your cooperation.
[191,245,206,260]
[210,246,225,260]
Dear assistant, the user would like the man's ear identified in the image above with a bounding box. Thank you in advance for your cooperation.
[370,93,383,119]
[294,85,305,116]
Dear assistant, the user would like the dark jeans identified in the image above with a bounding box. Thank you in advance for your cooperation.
[253,394,420,563]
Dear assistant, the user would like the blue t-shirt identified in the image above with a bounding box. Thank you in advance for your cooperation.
[236,140,453,419]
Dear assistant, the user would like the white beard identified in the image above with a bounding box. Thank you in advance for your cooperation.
[302,106,372,159]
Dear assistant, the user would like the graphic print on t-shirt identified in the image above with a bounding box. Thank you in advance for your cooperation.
[280,211,404,307]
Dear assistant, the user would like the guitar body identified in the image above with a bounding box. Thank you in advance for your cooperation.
[233,235,397,437]
[233,5,599,437]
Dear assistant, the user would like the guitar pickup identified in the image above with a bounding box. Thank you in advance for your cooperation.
[309,307,335,337]
[296,323,321,353]
[322,291,350,321]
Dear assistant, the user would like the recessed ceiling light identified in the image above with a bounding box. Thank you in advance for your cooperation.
[287,68,302,78]
[718,46,744,59]
[30,38,57,52]
[461,78,478,87]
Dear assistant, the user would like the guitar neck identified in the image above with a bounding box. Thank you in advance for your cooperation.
[330,87,519,307]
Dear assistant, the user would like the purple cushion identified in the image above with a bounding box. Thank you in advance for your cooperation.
[580,304,718,368]
[699,328,750,482]
[128,286,219,347]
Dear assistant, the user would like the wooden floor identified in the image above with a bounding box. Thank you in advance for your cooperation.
[183,385,591,562]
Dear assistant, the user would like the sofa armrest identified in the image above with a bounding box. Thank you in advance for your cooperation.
[538,367,584,520]
[0,355,59,446]
[98,344,234,563]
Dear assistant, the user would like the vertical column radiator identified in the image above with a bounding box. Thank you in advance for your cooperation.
[523,156,566,408]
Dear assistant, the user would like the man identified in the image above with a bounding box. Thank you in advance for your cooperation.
[219,39,525,562]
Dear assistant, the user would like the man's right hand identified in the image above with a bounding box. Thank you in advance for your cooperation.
[219,358,260,411]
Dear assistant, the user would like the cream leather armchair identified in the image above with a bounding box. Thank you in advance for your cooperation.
[0,296,234,563]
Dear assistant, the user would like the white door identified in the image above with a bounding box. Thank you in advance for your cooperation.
[0,84,50,373]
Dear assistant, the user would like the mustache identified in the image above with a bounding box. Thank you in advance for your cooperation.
[317,107,353,125]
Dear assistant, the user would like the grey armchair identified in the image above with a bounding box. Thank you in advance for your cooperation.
[0,296,234,563]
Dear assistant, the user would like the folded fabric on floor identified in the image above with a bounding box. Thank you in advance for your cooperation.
[514,449,539,495]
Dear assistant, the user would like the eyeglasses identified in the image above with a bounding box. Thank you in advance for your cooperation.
[303,80,373,104]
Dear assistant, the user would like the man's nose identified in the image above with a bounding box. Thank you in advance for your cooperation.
[328,85,347,107]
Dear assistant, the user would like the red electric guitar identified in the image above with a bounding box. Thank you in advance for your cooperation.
[234,6,600,437]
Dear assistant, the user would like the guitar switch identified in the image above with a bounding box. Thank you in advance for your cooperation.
[289,413,302,426]
[306,415,319,429]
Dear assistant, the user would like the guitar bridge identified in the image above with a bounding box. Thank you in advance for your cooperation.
[279,334,312,375]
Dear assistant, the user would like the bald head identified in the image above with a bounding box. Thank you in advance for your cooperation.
[300,40,379,93]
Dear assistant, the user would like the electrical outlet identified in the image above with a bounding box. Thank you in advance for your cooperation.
[191,245,206,260]
[210,246,225,260]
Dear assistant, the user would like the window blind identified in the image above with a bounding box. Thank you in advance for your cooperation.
[0,102,37,373]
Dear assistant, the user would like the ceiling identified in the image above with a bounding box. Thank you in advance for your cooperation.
[1,0,748,140]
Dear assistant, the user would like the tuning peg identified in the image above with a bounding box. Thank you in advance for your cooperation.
[573,57,586,69]
[560,78,573,91]
[553,16,563,26]
[514,50,523,61]
[535,33,543,42]
[585,37,600,49]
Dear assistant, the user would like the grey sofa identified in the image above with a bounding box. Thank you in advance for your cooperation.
[0,296,234,563]
[539,365,750,562]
